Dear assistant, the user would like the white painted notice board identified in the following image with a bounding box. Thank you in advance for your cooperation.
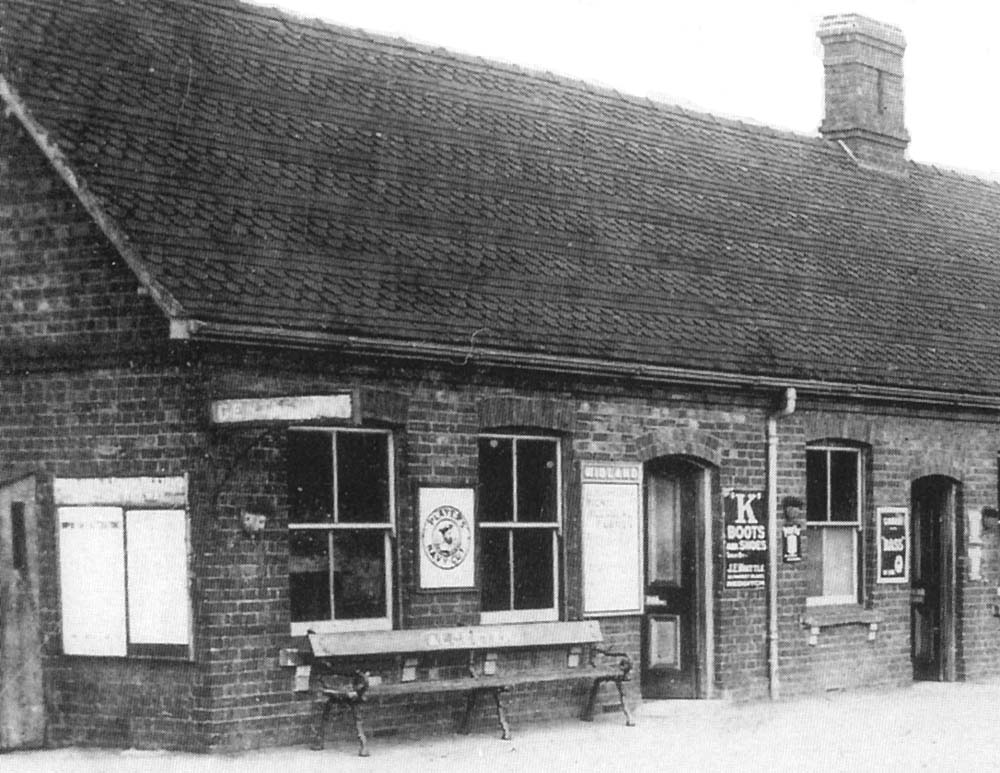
[125,509,190,645]
[57,506,128,656]
[580,462,643,616]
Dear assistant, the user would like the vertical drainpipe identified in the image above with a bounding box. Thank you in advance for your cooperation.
[767,387,797,700]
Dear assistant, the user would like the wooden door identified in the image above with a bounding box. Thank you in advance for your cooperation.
[0,475,44,750]
[642,459,700,699]
[911,477,956,682]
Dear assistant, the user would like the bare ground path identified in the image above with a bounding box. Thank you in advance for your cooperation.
[3,680,996,772]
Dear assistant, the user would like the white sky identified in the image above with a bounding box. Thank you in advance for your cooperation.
[248,1,1000,181]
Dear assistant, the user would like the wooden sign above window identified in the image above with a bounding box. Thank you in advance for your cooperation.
[209,394,353,425]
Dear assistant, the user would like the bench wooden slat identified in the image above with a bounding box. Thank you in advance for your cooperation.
[320,668,612,698]
[309,620,602,657]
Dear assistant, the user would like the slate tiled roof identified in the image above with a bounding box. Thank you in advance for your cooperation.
[4,0,1000,396]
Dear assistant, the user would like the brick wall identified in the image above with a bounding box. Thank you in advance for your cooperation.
[0,115,168,361]
[195,349,1000,749]
[6,332,1000,749]
[0,363,208,748]
[1,117,208,749]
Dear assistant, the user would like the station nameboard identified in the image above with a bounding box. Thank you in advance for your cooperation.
[724,489,766,589]
[209,394,352,425]
[580,462,643,616]
[877,507,909,584]
[53,476,187,507]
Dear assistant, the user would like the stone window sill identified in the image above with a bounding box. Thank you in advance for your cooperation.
[800,605,883,645]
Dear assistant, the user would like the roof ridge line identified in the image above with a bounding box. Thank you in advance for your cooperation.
[153,0,842,153]
[219,3,1000,180]
[22,0,1000,184]
[0,74,186,321]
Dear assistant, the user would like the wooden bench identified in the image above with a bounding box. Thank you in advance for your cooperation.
[298,620,634,757]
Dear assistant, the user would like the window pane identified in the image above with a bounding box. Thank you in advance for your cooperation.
[516,439,558,523]
[806,450,827,521]
[805,526,857,600]
[829,451,859,522]
[822,527,856,597]
[479,438,513,522]
[332,532,386,619]
[647,475,681,585]
[480,529,510,611]
[289,530,331,622]
[805,525,824,597]
[288,432,333,523]
[337,433,390,523]
[513,529,555,609]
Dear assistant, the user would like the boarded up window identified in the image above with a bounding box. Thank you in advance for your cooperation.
[57,505,190,658]
[125,510,189,651]
[58,507,128,657]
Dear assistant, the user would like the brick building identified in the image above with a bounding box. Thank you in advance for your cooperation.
[2,0,1000,753]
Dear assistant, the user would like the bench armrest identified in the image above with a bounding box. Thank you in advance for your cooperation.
[590,646,633,680]
[314,666,371,700]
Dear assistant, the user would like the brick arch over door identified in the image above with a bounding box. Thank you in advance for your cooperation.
[636,428,723,468]
[907,451,965,484]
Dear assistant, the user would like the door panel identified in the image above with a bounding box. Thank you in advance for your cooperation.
[642,460,700,699]
[911,478,956,682]
[0,475,45,750]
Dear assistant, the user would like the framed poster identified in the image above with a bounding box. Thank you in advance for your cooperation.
[418,487,475,589]
[581,462,643,616]
[724,489,766,589]
[877,507,909,584]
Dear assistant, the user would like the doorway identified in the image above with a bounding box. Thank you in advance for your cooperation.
[641,457,712,699]
[0,474,44,750]
[910,476,959,682]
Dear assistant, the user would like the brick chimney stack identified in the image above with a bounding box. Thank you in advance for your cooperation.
[817,14,910,173]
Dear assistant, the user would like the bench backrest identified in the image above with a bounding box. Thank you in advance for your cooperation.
[309,620,602,658]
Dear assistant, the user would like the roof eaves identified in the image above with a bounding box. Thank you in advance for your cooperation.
[0,75,187,322]
[186,319,1000,412]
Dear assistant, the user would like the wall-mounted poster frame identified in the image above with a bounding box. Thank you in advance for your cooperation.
[418,487,475,589]
[876,506,910,584]
[580,462,643,616]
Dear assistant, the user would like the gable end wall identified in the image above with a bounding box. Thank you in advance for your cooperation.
[0,115,168,362]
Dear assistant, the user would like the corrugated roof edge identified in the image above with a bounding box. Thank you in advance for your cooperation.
[195,0,1000,187]
[0,75,185,323]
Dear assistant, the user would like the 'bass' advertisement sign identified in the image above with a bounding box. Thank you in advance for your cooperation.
[877,507,909,584]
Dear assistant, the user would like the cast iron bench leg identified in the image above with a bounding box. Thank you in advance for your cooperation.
[311,696,333,751]
[458,689,478,735]
[615,679,635,726]
[349,700,370,757]
[582,677,602,722]
[492,687,511,740]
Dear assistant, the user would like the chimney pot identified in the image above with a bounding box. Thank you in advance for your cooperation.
[817,14,910,173]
